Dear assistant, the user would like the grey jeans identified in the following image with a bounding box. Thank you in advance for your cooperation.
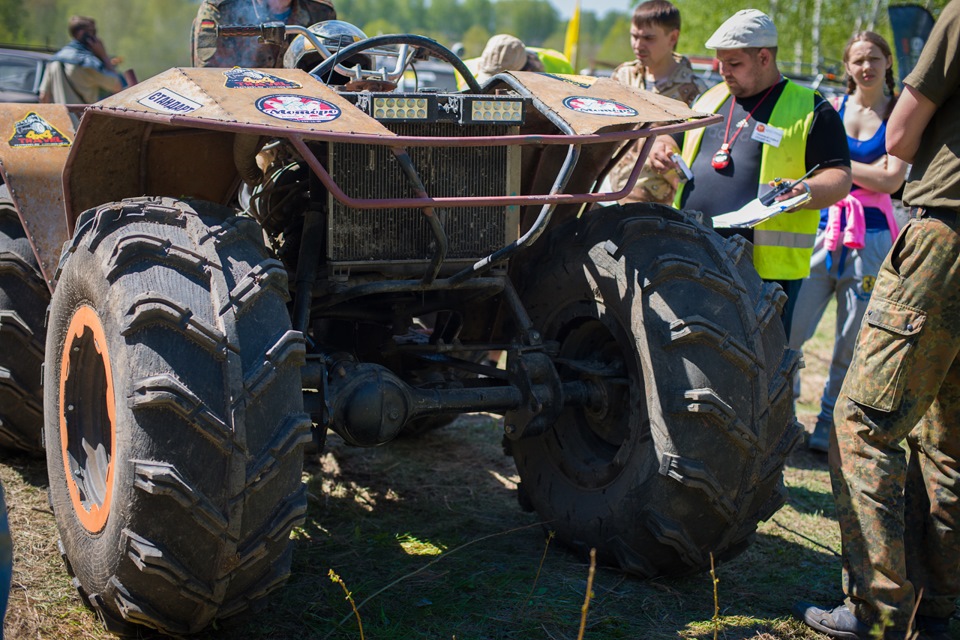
[789,227,894,425]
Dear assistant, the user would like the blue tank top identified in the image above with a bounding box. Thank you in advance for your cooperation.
[820,94,890,230]
[838,95,887,164]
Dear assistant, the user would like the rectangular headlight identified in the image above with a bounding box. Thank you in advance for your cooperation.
[467,98,524,124]
[372,96,431,120]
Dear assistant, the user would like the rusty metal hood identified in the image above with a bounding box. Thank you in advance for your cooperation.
[91,67,708,139]
[491,71,706,135]
[93,67,398,138]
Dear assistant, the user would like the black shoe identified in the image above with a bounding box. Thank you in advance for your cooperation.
[793,602,872,640]
[915,614,951,640]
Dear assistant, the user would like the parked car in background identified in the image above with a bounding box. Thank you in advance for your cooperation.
[0,44,52,102]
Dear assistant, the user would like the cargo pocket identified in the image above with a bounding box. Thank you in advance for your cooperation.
[845,297,926,412]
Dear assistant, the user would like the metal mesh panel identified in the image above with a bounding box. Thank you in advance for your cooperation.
[328,122,513,263]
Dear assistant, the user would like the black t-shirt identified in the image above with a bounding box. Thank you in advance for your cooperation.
[676,79,850,217]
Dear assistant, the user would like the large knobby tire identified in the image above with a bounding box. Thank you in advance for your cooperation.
[512,203,801,577]
[0,186,48,455]
[44,197,310,635]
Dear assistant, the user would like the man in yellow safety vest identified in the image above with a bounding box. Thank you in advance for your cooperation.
[649,9,851,335]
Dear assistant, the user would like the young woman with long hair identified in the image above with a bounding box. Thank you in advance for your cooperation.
[788,31,908,453]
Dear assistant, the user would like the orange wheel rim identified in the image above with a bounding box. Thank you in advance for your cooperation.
[59,305,116,533]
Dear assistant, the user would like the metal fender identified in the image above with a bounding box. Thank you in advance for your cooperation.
[0,104,75,292]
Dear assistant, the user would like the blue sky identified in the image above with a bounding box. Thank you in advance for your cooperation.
[549,0,633,19]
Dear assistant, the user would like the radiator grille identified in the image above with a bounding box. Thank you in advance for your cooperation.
[327,122,518,264]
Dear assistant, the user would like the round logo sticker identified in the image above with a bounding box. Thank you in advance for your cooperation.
[562,96,638,117]
[255,94,341,123]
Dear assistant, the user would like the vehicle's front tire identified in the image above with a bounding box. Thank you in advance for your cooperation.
[45,198,310,635]
[513,203,801,577]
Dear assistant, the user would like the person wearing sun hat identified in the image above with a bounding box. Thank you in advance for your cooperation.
[649,8,851,337]
[467,34,545,85]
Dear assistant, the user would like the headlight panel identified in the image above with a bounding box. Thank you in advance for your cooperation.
[372,96,431,120]
[348,93,527,125]
[467,98,524,123]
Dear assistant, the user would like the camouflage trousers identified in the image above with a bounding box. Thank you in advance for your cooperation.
[833,209,960,630]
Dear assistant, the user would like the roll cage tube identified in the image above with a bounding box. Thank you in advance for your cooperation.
[311,34,482,93]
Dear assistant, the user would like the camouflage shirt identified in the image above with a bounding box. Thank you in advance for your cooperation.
[609,54,709,204]
[192,0,337,68]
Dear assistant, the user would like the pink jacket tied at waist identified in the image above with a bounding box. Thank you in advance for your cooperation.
[824,188,899,251]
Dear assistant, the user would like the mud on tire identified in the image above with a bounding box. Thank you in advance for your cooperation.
[512,203,801,577]
[0,186,48,455]
[44,198,310,635]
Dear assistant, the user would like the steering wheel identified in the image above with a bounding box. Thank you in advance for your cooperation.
[311,34,482,93]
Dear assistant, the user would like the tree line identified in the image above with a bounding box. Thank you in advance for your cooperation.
[0,0,949,81]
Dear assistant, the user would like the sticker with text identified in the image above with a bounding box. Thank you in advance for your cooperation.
[750,122,784,147]
[224,67,302,89]
[255,94,341,123]
[8,112,71,147]
[562,96,637,117]
[137,88,202,114]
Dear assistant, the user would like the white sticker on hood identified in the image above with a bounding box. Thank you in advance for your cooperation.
[138,88,202,114]
[562,96,638,117]
[255,94,342,124]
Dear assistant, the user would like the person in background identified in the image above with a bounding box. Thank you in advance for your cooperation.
[458,34,572,88]
[788,32,906,453]
[649,9,851,335]
[192,0,336,68]
[39,15,127,105]
[608,0,708,205]
[795,1,960,638]
[469,34,544,85]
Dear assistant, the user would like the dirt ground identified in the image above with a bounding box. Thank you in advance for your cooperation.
[1,302,955,639]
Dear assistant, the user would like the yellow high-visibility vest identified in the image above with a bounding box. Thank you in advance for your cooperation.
[527,47,574,74]
[676,80,819,280]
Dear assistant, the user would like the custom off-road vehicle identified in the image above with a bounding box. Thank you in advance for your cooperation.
[0,21,800,636]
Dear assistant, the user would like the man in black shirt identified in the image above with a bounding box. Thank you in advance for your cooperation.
[650,9,851,334]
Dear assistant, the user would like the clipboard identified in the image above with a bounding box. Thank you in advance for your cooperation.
[712,191,813,229]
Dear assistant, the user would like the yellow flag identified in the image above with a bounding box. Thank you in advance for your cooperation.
[564,0,580,72]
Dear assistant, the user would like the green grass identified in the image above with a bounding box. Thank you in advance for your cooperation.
[795,299,837,418]
[4,300,939,639]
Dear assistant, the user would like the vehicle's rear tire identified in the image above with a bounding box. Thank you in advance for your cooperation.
[0,186,48,455]
[512,203,801,577]
[45,198,310,635]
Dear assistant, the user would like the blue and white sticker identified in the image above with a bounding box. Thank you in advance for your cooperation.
[255,94,341,124]
[137,88,202,114]
[562,96,637,117]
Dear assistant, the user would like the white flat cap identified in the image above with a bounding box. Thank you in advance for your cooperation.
[705,9,778,49]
